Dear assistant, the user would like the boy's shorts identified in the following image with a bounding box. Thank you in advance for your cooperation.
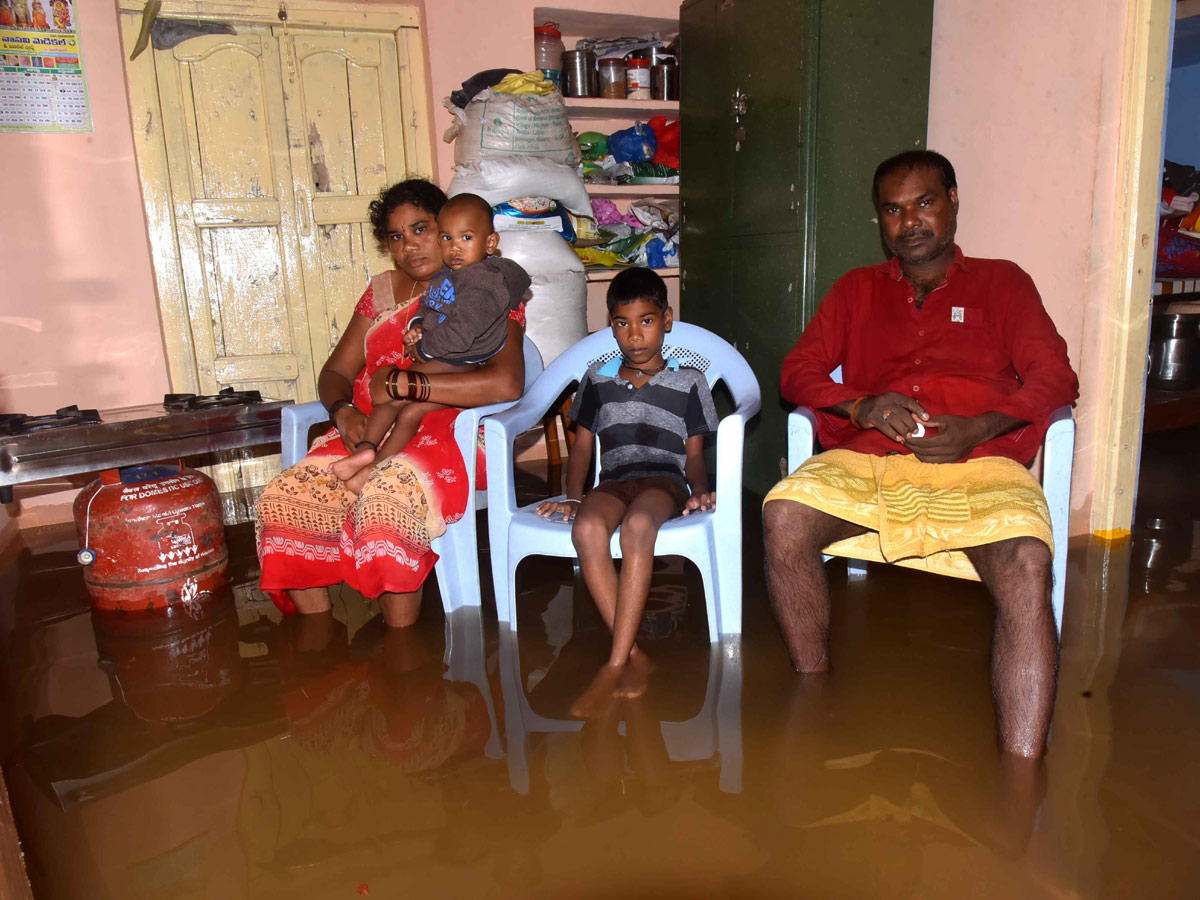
[588,476,691,514]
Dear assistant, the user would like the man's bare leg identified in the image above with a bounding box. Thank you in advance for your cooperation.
[964,537,1057,758]
[763,498,867,672]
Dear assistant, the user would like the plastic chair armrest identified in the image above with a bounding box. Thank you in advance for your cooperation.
[281,401,330,467]
[787,407,818,475]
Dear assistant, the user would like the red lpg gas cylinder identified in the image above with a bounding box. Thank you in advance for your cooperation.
[73,465,228,612]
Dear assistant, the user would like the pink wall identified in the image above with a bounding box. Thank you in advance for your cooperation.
[0,1,168,526]
[0,3,168,415]
[927,0,1133,532]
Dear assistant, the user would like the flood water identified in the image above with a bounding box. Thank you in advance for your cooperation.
[2,434,1199,899]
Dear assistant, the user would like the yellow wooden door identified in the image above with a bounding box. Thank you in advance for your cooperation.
[276,28,412,362]
[119,2,433,519]
[154,28,312,405]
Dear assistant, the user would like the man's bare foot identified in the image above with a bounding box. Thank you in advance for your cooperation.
[615,649,654,699]
[570,663,623,719]
[343,462,375,495]
[332,447,375,482]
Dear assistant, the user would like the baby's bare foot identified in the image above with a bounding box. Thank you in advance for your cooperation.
[343,463,374,495]
[570,664,622,719]
[332,448,375,482]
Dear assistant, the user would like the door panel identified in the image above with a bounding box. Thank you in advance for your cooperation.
[158,30,312,406]
[729,0,808,237]
[282,31,408,363]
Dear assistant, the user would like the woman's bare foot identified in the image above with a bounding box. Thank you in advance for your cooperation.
[615,648,654,699]
[570,663,623,719]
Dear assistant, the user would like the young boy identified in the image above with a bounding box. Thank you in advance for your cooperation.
[536,268,718,715]
[333,193,530,492]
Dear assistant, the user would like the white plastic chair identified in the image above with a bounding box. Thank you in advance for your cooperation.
[499,628,743,794]
[280,335,544,613]
[785,367,1076,633]
[483,322,762,639]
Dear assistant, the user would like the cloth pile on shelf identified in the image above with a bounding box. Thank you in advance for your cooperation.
[578,116,680,185]
[576,197,679,270]
[1158,160,1200,278]
[444,71,598,363]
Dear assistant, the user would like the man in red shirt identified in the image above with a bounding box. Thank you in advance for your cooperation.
[763,151,1078,758]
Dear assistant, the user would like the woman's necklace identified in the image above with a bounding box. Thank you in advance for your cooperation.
[621,357,668,378]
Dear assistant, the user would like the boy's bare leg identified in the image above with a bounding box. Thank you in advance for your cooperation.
[288,586,332,614]
[611,489,677,698]
[570,491,629,718]
[332,402,402,483]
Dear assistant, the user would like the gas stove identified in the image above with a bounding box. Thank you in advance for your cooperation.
[0,406,102,437]
[0,391,292,502]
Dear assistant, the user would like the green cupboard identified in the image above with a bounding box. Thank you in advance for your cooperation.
[679,0,935,494]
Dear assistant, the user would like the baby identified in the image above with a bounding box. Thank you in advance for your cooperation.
[332,193,530,492]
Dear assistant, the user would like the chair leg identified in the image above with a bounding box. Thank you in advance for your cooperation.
[544,413,563,492]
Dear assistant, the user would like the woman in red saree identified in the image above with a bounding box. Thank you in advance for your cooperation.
[255,180,526,627]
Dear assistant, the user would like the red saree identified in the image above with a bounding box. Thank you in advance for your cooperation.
[255,271,524,612]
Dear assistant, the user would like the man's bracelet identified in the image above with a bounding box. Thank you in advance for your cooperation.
[849,396,870,429]
[327,398,355,420]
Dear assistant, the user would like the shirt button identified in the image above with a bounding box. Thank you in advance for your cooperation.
[915,359,922,365]
[907,297,913,303]
[918,330,925,336]
[913,385,920,392]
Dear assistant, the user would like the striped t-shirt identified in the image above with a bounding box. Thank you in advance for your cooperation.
[569,356,719,487]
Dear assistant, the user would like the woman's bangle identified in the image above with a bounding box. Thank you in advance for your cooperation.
[385,368,402,401]
[849,395,871,429]
[327,398,355,420]
[561,498,581,505]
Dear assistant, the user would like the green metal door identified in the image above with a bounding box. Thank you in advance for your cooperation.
[680,0,932,496]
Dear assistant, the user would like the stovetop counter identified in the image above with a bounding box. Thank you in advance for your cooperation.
[0,399,292,498]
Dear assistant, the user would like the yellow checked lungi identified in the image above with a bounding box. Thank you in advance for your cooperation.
[763,450,1053,581]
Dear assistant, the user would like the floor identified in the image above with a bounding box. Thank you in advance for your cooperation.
[1,433,1199,899]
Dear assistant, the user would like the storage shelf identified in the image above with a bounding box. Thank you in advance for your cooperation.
[563,97,679,119]
[584,183,679,198]
[585,266,679,282]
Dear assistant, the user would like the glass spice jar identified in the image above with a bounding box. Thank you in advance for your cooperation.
[598,57,626,99]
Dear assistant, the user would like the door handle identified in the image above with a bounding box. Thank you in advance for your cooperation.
[731,88,750,121]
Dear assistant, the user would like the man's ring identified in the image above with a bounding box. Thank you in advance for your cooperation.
[881,409,892,419]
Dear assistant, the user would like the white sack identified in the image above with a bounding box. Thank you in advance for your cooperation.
[498,229,584,278]
[448,157,593,217]
[442,90,581,167]
[525,271,588,365]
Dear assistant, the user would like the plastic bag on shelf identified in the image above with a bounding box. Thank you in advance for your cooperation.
[493,198,576,240]
[442,88,580,167]
[608,123,657,163]
[647,116,680,170]
[449,157,593,216]
[577,131,609,161]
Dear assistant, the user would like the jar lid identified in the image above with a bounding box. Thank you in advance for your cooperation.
[599,57,625,68]
[627,57,650,68]
[534,24,561,36]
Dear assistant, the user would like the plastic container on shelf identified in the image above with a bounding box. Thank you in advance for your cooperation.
[598,58,626,99]
[626,57,651,100]
[534,23,566,89]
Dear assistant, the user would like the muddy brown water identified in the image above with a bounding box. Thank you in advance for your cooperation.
[2,439,1198,899]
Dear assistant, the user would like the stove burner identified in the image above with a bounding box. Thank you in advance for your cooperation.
[163,388,264,412]
[0,406,102,436]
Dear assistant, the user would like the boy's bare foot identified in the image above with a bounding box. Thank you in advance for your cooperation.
[615,649,654,699]
[332,447,375,482]
[570,663,623,719]
[343,462,375,496]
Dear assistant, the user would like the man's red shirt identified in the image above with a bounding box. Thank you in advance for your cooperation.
[780,246,1079,463]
